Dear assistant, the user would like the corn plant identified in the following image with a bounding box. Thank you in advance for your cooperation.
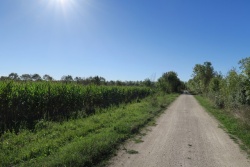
[0,81,151,133]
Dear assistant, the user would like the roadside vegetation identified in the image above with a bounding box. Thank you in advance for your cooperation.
[0,93,179,167]
[0,82,151,133]
[187,57,250,152]
[195,96,250,153]
[0,71,183,166]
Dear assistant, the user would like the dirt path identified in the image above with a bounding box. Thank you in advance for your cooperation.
[108,95,250,167]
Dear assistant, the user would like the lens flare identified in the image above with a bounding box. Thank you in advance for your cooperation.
[57,0,68,6]
[52,0,72,9]
[38,0,91,23]
[41,0,78,19]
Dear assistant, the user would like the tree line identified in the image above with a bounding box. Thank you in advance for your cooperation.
[0,73,152,86]
[0,72,185,93]
[187,57,250,122]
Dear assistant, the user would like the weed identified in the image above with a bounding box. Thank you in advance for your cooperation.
[133,138,144,143]
[127,150,139,154]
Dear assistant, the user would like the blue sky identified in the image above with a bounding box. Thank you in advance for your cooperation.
[1,0,250,81]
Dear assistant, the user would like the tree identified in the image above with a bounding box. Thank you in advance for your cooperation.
[209,77,221,92]
[32,74,42,81]
[92,76,106,85]
[223,69,248,106]
[43,74,53,81]
[8,73,19,80]
[239,57,250,103]
[192,62,215,93]
[61,75,73,82]
[20,74,32,81]
[239,57,250,77]
[116,80,124,86]
[0,76,9,80]
[187,78,200,94]
[143,78,154,87]
[158,71,182,93]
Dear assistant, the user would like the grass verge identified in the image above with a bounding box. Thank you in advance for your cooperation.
[195,95,250,155]
[0,93,178,167]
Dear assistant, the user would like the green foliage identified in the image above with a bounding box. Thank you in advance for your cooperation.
[239,57,250,77]
[239,57,250,103]
[61,75,74,82]
[0,81,151,133]
[189,62,215,94]
[0,94,179,167]
[157,71,183,93]
[189,57,250,138]
[207,76,224,108]
[143,78,155,88]
[43,74,54,81]
[8,73,19,80]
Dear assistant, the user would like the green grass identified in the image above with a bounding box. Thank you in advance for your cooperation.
[195,95,250,154]
[0,93,179,167]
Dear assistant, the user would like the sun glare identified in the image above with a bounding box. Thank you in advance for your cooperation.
[57,0,68,6]
[52,0,71,8]
[43,0,78,17]
[40,0,90,21]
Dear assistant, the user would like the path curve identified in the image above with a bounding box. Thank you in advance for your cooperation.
[108,95,250,167]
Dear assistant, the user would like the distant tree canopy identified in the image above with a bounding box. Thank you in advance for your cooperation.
[0,72,157,87]
[43,74,53,81]
[143,78,154,87]
[157,71,184,93]
[8,73,19,80]
[0,73,151,86]
[188,62,215,94]
[187,57,250,108]
[20,74,32,81]
[32,74,42,81]
[61,75,74,82]
[239,57,250,77]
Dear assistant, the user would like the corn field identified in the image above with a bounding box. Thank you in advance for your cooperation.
[0,81,152,133]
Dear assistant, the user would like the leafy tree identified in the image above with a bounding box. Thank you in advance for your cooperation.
[20,74,32,81]
[32,74,42,81]
[143,78,154,87]
[209,77,221,92]
[8,73,19,80]
[222,69,247,107]
[116,80,124,86]
[239,57,250,103]
[43,74,53,81]
[158,71,182,93]
[239,57,250,77]
[0,76,9,80]
[61,75,74,82]
[107,80,115,86]
[92,76,106,85]
[191,62,215,93]
[74,76,82,81]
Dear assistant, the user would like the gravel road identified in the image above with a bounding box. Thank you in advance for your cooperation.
[108,95,250,167]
